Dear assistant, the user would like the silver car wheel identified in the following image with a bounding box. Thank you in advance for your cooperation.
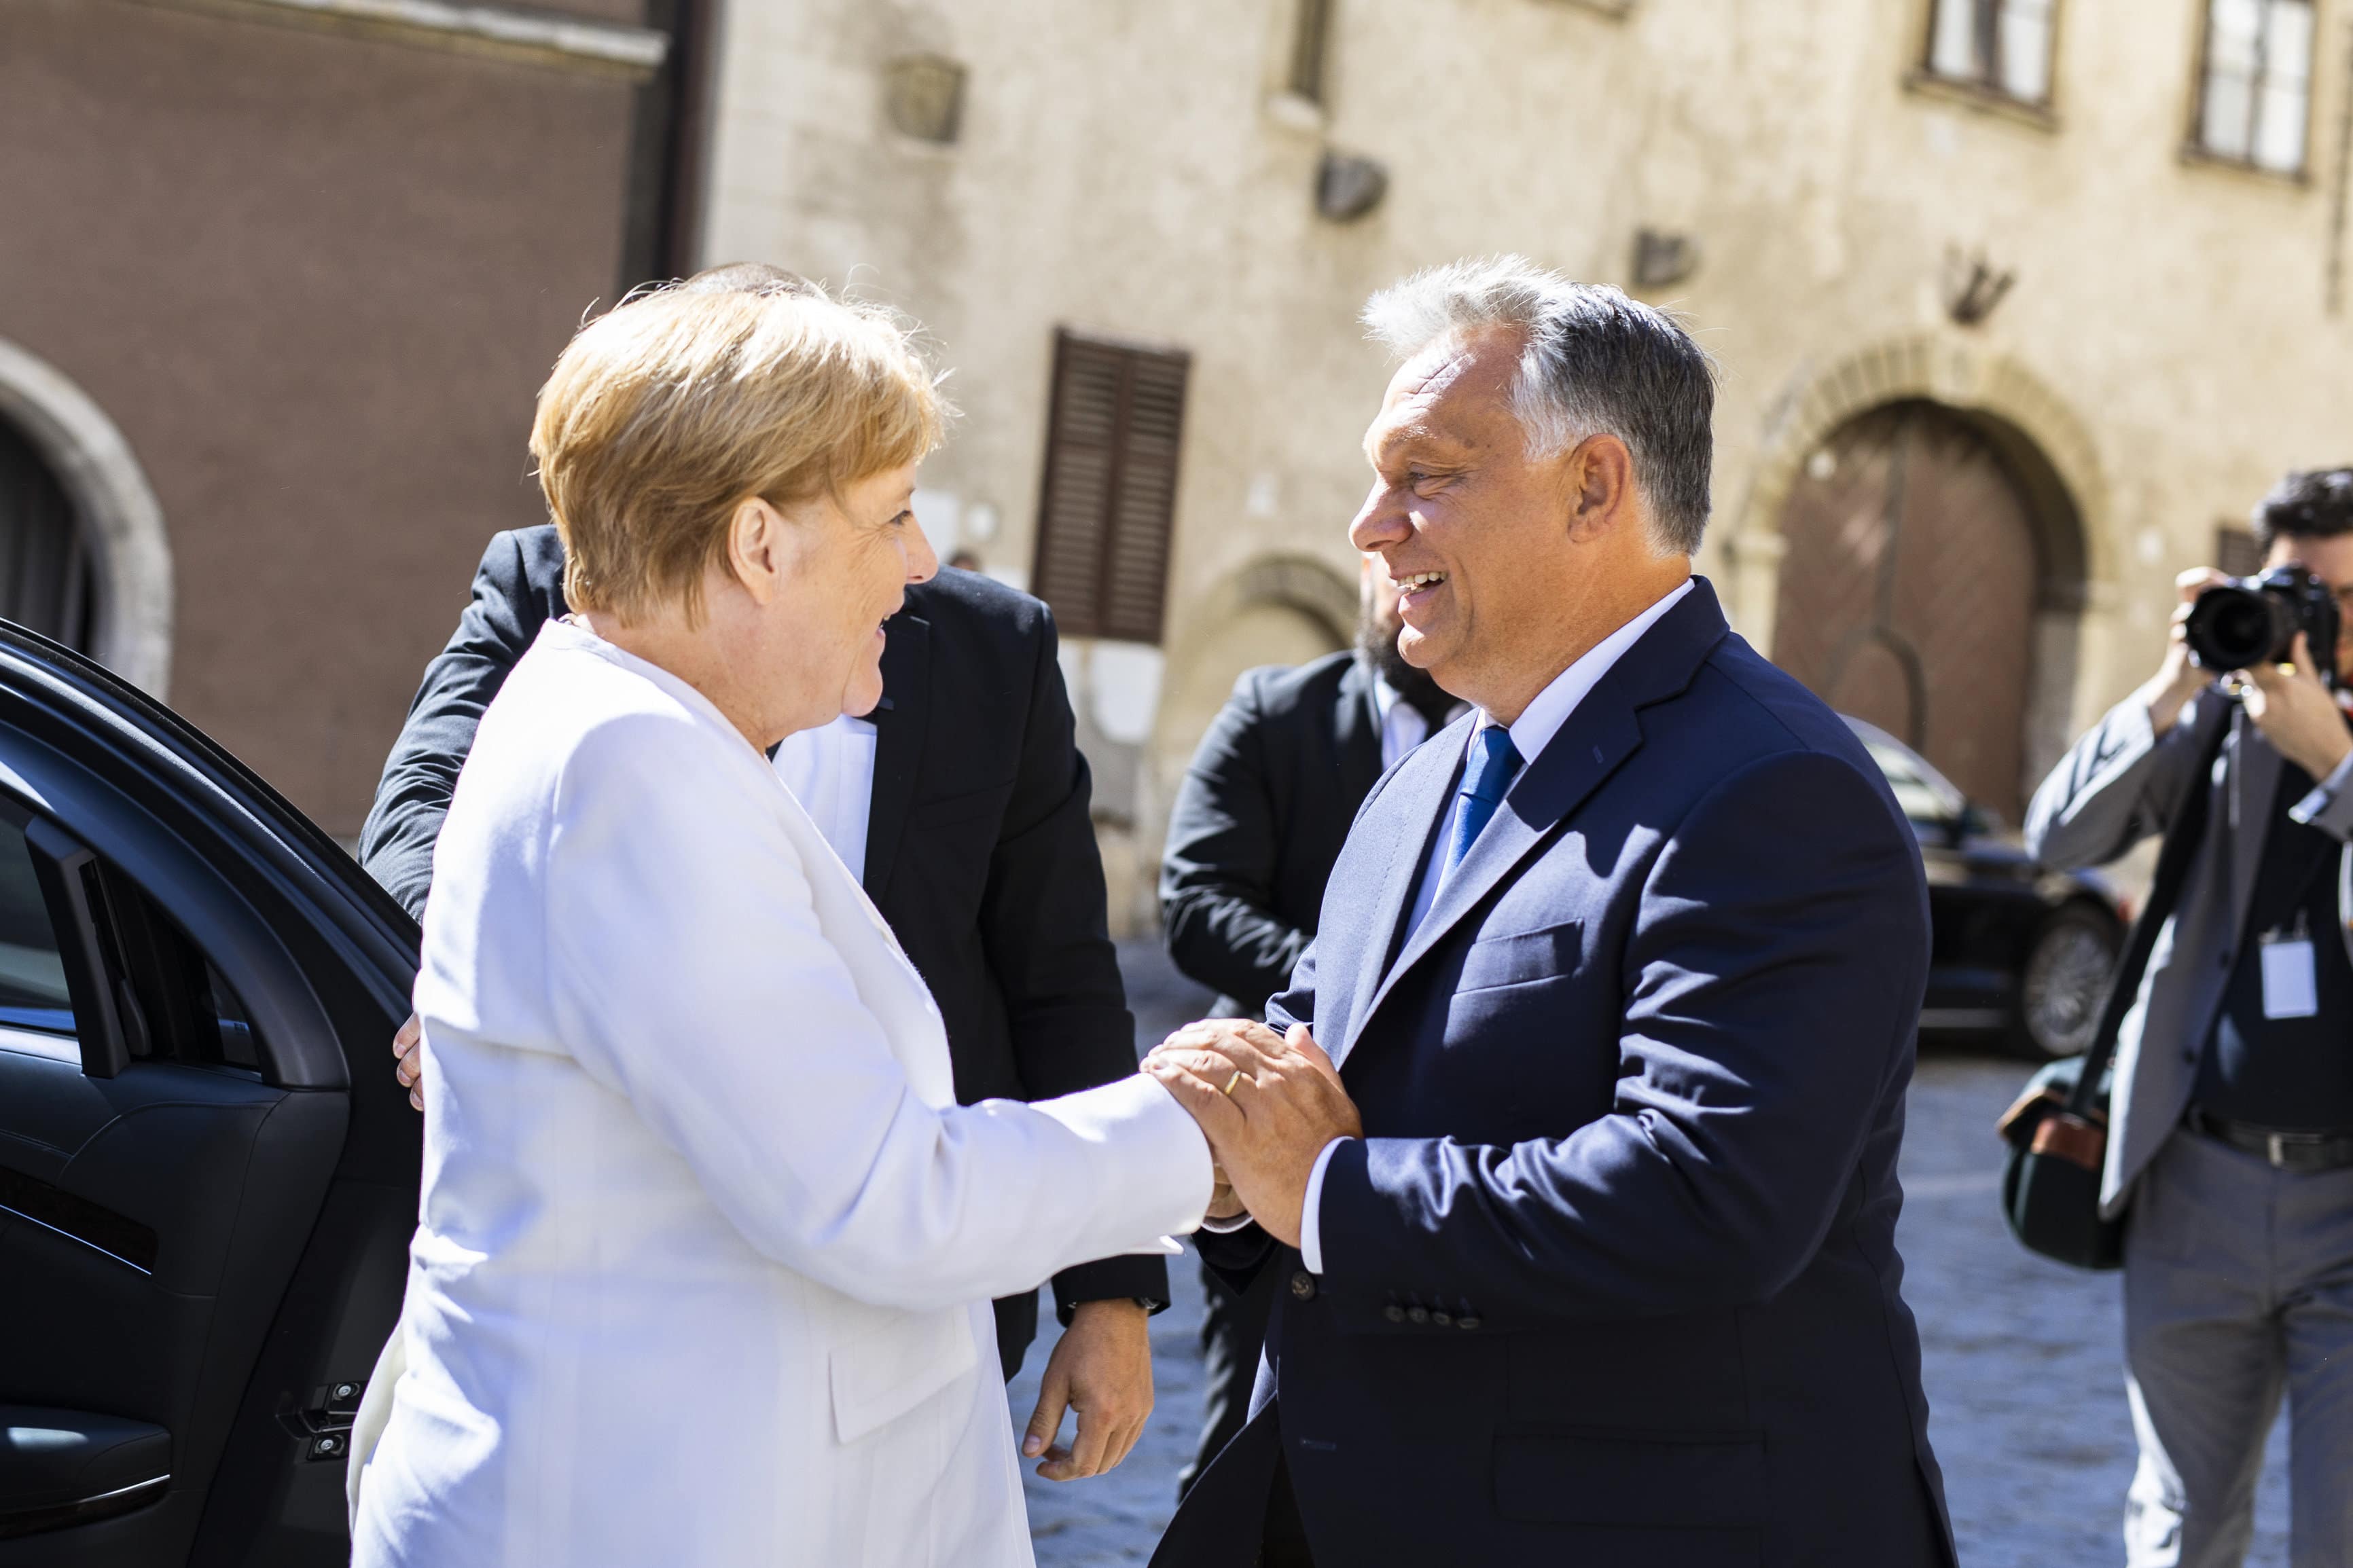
[2019,911,2116,1059]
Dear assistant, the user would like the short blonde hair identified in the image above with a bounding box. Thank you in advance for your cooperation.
[529,277,949,623]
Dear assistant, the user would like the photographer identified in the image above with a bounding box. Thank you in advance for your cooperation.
[2027,469,2353,1568]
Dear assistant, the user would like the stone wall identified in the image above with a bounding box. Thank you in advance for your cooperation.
[703,0,2353,931]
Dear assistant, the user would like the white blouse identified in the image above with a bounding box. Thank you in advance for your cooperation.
[351,619,1211,1567]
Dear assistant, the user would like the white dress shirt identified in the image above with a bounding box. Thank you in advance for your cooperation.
[772,714,878,882]
[1297,579,1695,1273]
[1371,675,1467,771]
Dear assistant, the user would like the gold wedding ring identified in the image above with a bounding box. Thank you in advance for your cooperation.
[1221,1070,1244,1097]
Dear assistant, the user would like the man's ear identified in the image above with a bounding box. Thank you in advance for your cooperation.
[727,496,788,606]
[1562,433,1636,543]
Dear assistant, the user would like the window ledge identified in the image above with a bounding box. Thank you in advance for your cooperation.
[2176,143,2312,189]
[1903,69,2059,132]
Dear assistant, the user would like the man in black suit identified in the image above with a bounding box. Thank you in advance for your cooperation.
[362,519,1170,1482]
[1157,557,1459,1491]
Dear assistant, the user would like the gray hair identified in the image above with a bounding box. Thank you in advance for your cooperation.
[1361,256,1717,555]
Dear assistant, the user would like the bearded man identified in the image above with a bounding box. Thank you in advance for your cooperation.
[1159,555,1466,1493]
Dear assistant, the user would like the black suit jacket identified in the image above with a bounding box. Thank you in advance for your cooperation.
[1155,581,1953,1567]
[358,526,1168,1372]
[1159,651,1384,1017]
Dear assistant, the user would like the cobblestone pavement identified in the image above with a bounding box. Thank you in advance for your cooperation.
[1008,945,2292,1566]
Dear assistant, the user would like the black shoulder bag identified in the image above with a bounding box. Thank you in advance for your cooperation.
[1996,712,2231,1270]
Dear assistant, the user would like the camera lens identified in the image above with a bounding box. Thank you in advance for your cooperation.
[2185,584,2287,671]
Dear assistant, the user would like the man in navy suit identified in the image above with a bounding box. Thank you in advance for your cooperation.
[1144,257,1954,1566]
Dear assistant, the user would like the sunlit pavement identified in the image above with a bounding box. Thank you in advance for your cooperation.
[1009,945,2291,1566]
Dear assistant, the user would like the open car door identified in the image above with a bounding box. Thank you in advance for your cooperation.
[0,624,417,1565]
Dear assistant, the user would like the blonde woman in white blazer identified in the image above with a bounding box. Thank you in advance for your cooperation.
[348,278,1217,1568]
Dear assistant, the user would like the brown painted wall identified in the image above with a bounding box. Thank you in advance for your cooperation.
[0,1,645,834]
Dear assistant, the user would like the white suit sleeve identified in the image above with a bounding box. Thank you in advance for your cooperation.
[541,713,1213,1313]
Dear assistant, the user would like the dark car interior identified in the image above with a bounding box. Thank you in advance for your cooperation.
[0,627,418,1566]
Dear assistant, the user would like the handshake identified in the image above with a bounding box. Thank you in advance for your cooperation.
[1142,1021,1364,1248]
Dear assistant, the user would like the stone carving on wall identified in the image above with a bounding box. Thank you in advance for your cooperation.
[884,54,966,145]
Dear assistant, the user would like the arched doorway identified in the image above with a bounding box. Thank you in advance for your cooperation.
[1770,400,2082,822]
[0,414,98,653]
[0,337,173,698]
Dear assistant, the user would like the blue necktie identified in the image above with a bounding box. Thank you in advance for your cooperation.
[1445,725,1524,875]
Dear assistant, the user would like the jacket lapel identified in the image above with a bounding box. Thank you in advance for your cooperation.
[1332,726,1467,1070]
[1335,656,1386,799]
[1349,581,1731,1057]
[861,608,931,900]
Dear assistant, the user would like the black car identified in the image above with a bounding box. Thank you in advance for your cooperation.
[0,626,416,1564]
[1845,717,2123,1059]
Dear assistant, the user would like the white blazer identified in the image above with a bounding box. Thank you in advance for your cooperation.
[350,620,1212,1568]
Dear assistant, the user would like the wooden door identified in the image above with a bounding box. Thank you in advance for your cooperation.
[1771,401,2039,820]
[0,416,92,653]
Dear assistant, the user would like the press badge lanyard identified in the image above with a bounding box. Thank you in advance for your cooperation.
[2256,856,2331,1022]
[2246,689,2352,1022]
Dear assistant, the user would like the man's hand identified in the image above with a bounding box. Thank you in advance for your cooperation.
[2243,632,2353,780]
[2143,567,2231,735]
[393,1013,423,1112]
[1018,1298,1153,1481]
[1144,1020,1362,1248]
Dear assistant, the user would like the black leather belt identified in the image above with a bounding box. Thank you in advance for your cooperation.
[2187,1106,2353,1172]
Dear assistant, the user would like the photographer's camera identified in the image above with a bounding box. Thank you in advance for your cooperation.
[2183,564,2343,684]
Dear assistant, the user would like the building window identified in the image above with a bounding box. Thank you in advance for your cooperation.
[1030,330,1190,645]
[2195,0,2314,174]
[2215,523,2266,577]
[1925,0,2055,105]
[0,415,96,655]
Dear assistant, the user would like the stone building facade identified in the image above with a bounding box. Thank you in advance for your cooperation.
[12,0,2342,909]
[0,0,707,837]
[702,0,2353,932]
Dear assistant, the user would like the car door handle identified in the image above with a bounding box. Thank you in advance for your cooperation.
[0,1406,170,1539]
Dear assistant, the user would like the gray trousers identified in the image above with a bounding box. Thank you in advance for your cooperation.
[2123,1127,2353,1567]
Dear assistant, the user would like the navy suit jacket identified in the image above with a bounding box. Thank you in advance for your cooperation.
[1155,580,1954,1568]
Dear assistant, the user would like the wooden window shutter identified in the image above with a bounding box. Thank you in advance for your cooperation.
[2214,524,2264,577]
[1031,329,1190,643]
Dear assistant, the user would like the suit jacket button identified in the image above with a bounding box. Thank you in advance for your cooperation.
[1289,1270,1318,1302]
[1431,1311,1452,1326]
[1383,1304,1406,1323]
[1406,1306,1429,1324]
[1457,1316,1481,1330]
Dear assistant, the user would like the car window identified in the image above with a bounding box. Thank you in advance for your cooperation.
[0,803,263,1074]
[0,816,76,1035]
[1861,738,1964,827]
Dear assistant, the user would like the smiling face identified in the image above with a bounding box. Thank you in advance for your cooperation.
[774,461,937,731]
[1346,325,1693,723]
[1346,329,1585,717]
